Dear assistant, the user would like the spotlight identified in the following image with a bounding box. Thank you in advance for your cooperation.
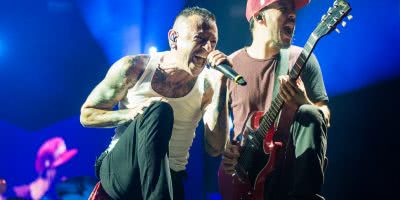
[149,46,158,56]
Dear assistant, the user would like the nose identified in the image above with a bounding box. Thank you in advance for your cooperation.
[203,40,213,52]
[288,11,296,22]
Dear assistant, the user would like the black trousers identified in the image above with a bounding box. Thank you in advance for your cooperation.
[265,104,328,200]
[98,101,185,200]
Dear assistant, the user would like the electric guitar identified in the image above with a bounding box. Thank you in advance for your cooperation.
[218,1,352,199]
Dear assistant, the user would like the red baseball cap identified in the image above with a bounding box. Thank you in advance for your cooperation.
[35,137,78,173]
[246,0,310,21]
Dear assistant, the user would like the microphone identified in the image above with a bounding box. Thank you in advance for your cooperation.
[207,63,247,86]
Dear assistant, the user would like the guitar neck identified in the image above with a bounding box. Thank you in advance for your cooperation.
[257,33,320,137]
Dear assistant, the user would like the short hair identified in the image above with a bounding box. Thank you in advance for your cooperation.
[174,6,216,26]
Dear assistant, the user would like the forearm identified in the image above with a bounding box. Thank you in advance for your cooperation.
[314,103,330,127]
[301,97,330,123]
[203,78,229,156]
[80,107,133,128]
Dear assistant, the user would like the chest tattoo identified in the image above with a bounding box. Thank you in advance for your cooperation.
[151,67,196,98]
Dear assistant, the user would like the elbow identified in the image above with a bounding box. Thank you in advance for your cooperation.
[80,114,90,127]
[203,126,228,157]
[80,109,93,128]
[208,149,223,157]
[205,142,224,157]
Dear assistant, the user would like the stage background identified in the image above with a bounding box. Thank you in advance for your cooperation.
[1,0,399,199]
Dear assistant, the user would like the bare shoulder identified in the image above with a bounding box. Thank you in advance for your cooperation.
[82,55,150,109]
[105,55,150,88]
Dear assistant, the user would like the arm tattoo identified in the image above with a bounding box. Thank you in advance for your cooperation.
[80,55,149,128]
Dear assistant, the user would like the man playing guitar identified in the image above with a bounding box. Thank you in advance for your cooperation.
[221,0,331,199]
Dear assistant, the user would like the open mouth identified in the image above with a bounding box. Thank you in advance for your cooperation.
[192,55,207,67]
[283,25,293,36]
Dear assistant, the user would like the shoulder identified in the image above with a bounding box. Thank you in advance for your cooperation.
[109,54,150,76]
[104,54,150,87]
[108,54,150,76]
[287,45,319,68]
[228,48,245,61]
[287,45,303,61]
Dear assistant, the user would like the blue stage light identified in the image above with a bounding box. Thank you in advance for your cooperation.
[76,0,185,63]
[47,0,73,13]
[0,39,4,58]
[148,46,158,56]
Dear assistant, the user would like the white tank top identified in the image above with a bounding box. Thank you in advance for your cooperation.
[107,52,206,171]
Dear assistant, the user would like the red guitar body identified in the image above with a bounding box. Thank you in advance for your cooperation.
[218,111,283,200]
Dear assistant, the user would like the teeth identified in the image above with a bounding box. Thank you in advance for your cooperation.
[196,56,206,60]
[193,56,206,64]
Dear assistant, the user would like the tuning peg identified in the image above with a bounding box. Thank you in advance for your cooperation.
[341,21,347,27]
[347,15,353,21]
[333,0,339,6]
[335,28,341,34]
[328,7,333,14]
[321,14,326,21]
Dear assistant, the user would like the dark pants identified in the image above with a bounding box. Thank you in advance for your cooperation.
[170,170,187,200]
[265,104,328,200]
[98,101,184,200]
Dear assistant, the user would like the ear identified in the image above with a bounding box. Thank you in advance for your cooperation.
[168,29,179,50]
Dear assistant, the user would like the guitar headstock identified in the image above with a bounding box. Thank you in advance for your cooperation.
[314,0,352,39]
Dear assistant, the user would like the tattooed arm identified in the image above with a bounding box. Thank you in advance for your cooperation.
[80,55,149,128]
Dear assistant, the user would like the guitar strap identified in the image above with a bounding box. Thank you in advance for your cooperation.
[272,49,289,126]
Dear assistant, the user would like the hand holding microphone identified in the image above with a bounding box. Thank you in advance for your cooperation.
[206,50,247,86]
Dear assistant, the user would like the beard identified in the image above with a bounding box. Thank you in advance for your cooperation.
[271,37,291,49]
[271,30,292,49]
